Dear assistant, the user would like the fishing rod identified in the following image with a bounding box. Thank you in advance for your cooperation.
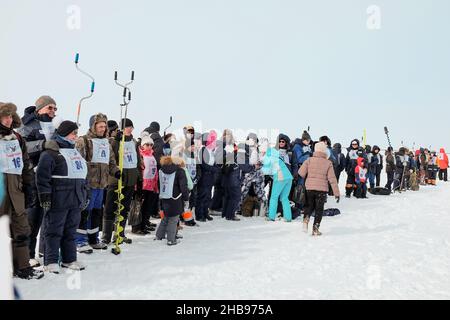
[74,53,95,126]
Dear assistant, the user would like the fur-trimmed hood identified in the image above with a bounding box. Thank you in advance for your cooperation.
[160,155,186,174]
[87,113,108,138]
[0,102,22,129]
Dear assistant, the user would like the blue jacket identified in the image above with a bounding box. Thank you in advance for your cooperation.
[292,139,312,177]
[18,106,56,167]
[36,136,88,210]
[262,147,293,182]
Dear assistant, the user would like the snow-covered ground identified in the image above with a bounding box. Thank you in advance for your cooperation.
[15,180,450,300]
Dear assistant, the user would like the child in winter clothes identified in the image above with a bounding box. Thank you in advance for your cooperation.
[131,132,159,235]
[299,142,340,236]
[355,157,368,198]
[155,156,190,245]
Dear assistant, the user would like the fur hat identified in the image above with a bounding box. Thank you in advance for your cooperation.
[35,95,56,112]
[89,113,108,130]
[0,102,22,129]
[314,141,328,154]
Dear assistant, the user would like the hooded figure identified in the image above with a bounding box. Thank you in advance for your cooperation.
[74,113,120,251]
[0,102,43,280]
[385,146,396,190]
[36,120,89,273]
[438,148,448,182]
[291,131,312,184]
[155,156,189,245]
[367,145,383,190]
[354,157,368,198]
[332,143,346,182]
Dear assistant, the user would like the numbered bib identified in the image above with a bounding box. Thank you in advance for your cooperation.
[348,150,359,160]
[39,121,55,141]
[58,148,88,179]
[123,141,138,169]
[91,138,110,164]
[159,171,176,199]
[185,157,197,180]
[0,139,24,175]
[143,155,157,180]
[358,168,367,181]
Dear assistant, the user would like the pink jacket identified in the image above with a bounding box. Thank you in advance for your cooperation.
[140,148,159,193]
[299,152,340,196]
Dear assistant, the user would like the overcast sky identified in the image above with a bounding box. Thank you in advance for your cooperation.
[1,0,449,150]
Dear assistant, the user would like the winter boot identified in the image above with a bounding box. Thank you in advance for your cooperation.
[62,261,86,271]
[90,242,108,250]
[44,263,61,274]
[15,267,44,280]
[303,216,310,233]
[101,219,114,245]
[167,240,179,246]
[312,224,322,236]
[77,244,94,254]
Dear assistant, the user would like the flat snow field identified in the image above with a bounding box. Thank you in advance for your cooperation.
[15,181,450,300]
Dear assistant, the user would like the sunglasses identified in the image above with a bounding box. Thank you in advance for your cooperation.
[46,105,58,111]
[279,140,286,144]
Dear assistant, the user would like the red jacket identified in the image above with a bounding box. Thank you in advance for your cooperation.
[438,148,449,169]
[355,157,367,183]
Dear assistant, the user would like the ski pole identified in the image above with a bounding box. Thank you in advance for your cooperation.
[74,53,95,126]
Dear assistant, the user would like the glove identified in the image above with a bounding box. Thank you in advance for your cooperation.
[184,201,190,212]
[115,130,123,142]
[114,170,121,179]
[335,196,340,203]
[81,199,90,211]
[39,193,52,211]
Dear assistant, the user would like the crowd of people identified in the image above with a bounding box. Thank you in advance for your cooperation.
[0,96,448,280]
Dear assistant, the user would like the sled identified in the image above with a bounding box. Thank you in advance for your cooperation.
[368,187,391,196]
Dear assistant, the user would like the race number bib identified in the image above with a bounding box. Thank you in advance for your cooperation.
[123,141,138,169]
[39,121,55,141]
[143,155,157,179]
[0,139,23,175]
[91,138,110,164]
[185,157,197,180]
[358,169,367,181]
[58,148,88,179]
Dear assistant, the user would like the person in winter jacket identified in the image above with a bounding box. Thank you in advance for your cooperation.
[438,148,448,182]
[36,121,89,273]
[75,114,120,252]
[182,135,201,216]
[218,129,253,221]
[385,147,395,190]
[299,142,340,236]
[367,145,383,190]
[345,139,361,197]
[0,102,43,280]
[155,156,189,245]
[262,145,293,222]
[393,147,409,191]
[332,143,346,182]
[427,151,439,185]
[291,131,312,184]
[196,131,219,222]
[144,121,164,166]
[17,96,58,265]
[131,132,159,234]
[355,157,368,198]
[102,118,142,245]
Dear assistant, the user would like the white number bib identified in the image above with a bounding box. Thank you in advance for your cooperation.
[143,155,157,179]
[58,148,88,179]
[91,138,110,164]
[185,157,197,180]
[0,139,24,175]
[123,141,138,169]
[39,121,55,141]
[358,169,367,181]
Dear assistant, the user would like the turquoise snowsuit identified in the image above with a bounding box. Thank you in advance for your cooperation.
[262,148,293,221]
